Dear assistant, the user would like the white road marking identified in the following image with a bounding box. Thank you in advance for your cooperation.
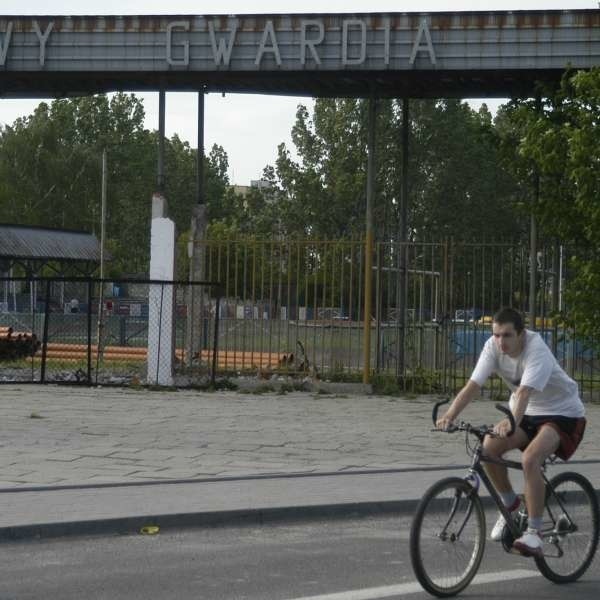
[284,569,539,600]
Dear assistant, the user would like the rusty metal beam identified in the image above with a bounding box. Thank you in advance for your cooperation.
[0,10,598,99]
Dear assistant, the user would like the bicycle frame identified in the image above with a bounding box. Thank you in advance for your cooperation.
[465,442,526,540]
[464,435,577,549]
[413,399,599,597]
[431,399,581,552]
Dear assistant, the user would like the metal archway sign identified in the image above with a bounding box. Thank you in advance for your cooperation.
[0,10,599,99]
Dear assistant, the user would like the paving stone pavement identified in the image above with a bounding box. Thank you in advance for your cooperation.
[1,384,599,488]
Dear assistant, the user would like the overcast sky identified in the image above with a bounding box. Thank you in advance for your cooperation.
[0,1,595,184]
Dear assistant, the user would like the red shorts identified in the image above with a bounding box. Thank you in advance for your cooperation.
[519,415,587,461]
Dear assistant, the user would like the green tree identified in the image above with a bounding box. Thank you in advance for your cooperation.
[407,100,521,240]
[0,94,232,276]
[273,99,368,239]
[253,98,521,242]
[510,69,600,341]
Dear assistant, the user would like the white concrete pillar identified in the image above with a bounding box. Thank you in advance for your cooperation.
[147,193,176,386]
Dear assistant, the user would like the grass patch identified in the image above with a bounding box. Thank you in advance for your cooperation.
[278,381,308,394]
[322,370,363,383]
[238,384,277,395]
[370,369,446,396]
[314,388,332,396]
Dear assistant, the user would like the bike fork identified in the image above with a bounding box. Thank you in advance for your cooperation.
[439,482,477,541]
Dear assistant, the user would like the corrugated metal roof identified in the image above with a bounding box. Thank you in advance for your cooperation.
[0,224,102,262]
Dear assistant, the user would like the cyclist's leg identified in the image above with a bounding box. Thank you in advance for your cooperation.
[521,425,560,520]
[482,427,529,493]
[512,426,561,556]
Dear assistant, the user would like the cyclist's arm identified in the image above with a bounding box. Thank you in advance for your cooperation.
[494,385,533,436]
[511,385,533,425]
[437,379,481,429]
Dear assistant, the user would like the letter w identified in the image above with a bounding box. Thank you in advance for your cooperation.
[208,21,238,66]
[0,22,13,66]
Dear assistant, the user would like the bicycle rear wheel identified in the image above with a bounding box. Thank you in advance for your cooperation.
[410,477,486,597]
[535,471,599,583]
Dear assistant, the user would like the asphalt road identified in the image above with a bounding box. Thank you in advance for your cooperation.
[1,513,599,600]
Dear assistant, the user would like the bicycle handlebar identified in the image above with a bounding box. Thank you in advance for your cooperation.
[493,403,516,436]
[431,398,450,426]
[431,398,516,437]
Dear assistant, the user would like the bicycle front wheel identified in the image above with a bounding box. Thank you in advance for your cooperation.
[535,471,600,583]
[410,477,486,597]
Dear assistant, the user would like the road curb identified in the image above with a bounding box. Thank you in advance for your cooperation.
[0,499,419,542]
[2,464,598,542]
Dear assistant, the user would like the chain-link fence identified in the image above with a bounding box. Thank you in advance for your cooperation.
[0,277,221,386]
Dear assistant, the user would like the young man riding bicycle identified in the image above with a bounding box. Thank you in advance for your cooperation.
[436,307,586,558]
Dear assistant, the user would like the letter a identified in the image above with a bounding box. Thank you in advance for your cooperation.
[409,19,436,66]
[255,21,281,66]
[0,22,13,66]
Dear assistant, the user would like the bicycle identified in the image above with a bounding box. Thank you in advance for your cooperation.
[409,399,599,597]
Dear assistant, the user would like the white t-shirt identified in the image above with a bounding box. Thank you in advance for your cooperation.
[470,330,585,418]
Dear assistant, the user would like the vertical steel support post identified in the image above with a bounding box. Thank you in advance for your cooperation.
[186,91,207,368]
[96,150,107,383]
[529,96,541,330]
[155,282,165,385]
[86,278,93,384]
[40,279,51,384]
[397,98,410,379]
[551,240,560,354]
[157,88,166,193]
[529,212,538,329]
[100,150,107,279]
[363,95,377,384]
[211,294,221,386]
[443,239,452,392]
[197,92,205,206]
[375,242,382,372]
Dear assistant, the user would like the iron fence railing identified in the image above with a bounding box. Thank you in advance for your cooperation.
[1,240,598,401]
[194,239,599,400]
[201,240,368,376]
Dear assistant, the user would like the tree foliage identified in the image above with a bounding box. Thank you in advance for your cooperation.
[227,98,523,243]
[0,93,231,276]
[2,81,598,341]
[503,69,600,341]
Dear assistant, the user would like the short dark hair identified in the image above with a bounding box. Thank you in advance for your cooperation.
[493,307,525,333]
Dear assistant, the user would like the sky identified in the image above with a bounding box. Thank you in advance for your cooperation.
[0,1,595,185]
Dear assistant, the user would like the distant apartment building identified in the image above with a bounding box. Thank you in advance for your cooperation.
[232,179,276,209]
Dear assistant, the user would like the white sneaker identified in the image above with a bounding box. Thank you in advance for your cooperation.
[490,497,521,541]
[513,528,543,558]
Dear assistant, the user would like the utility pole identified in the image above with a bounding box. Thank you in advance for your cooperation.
[157,88,166,194]
[95,148,107,384]
[186,91,208,368]
[100,148,107,281]
[529,95,541,330]
[397,98,410,380]
[363,94,377,384]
